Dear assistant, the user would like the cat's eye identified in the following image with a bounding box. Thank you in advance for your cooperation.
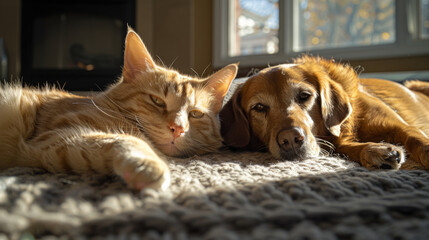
[252,103,269,113]
[298,91,312,103]
[150,95,166,108]
[189,110,204,119]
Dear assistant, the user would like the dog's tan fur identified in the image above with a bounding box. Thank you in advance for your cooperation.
[221,56,429,170]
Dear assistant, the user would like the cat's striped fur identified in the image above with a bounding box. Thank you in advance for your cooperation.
[0,29,238,190]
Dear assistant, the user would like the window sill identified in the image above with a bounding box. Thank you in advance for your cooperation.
[360,71,429,82]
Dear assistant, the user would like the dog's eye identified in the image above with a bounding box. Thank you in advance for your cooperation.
[298,91,312,102]
[252,103,269,112]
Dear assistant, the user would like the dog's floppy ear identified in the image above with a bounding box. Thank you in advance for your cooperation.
[220,86,251,148]
[320,79,352,137]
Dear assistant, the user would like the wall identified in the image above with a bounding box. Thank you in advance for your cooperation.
[136,0,213,77]
[193,0,213,77]
[0,0,21,79]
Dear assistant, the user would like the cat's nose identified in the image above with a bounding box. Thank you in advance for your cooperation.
[169,124,184,139]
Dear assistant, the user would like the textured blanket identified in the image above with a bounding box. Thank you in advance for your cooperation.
[1,151,429,239]
[2,77,429,239]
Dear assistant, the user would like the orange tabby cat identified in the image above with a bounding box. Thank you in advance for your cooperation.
[0,29,238,190]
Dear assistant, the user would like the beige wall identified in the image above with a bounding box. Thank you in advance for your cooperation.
[193,0,213,77]
[136,0,213,77]
[0,0,21,79]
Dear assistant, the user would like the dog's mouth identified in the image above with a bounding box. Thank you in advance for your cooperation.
[280,149,306,161]
[278,144,319,161]
[269,136,320,161]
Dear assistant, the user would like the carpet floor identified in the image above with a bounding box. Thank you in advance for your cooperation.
[1,151,429,239]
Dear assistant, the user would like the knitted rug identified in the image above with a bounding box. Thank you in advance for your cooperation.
[1,151,429,239]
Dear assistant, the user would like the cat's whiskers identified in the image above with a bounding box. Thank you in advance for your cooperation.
[93,92,151,132]
[169,56,178,69]
[134,115,143,128]
[190,68,200,78]
[189,137,219,152]
[156,55,166,68]
[180,148,193,157]
[90,99,119,120]
[98,91,139,118]
[201,64,210,78]
[169,141,195,157]
[83,98,142,131]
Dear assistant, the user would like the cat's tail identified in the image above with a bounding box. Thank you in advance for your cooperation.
[0,83,40,169]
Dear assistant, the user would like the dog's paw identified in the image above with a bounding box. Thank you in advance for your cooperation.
[114,153,170,191]
[360,143,405,170]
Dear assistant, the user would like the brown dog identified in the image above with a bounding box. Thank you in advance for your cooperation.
[220,56,429,170]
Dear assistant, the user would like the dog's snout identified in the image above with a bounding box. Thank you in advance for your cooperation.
[277,127,305,151]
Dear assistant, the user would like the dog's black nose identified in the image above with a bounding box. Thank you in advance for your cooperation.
[277,127,305,152]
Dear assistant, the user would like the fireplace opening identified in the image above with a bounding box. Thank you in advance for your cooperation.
[21,0,135,91]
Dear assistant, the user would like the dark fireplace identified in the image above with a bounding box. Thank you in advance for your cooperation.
[21,0,135,91]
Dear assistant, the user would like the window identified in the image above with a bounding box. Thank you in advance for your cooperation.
[421,0,429,39]
[213,0,429,68]
[294,0,395,51]
[229,0,279,56]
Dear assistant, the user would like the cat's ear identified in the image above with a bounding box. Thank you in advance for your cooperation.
[206,63,239,112]
[123,27,156,82]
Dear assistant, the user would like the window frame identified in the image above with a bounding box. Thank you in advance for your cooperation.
[213,0,429,68]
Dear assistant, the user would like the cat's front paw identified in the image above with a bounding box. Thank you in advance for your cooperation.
[360,143,405,170]
[114,152,170,190]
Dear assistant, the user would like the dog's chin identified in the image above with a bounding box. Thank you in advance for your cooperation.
[270,143,320,161]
